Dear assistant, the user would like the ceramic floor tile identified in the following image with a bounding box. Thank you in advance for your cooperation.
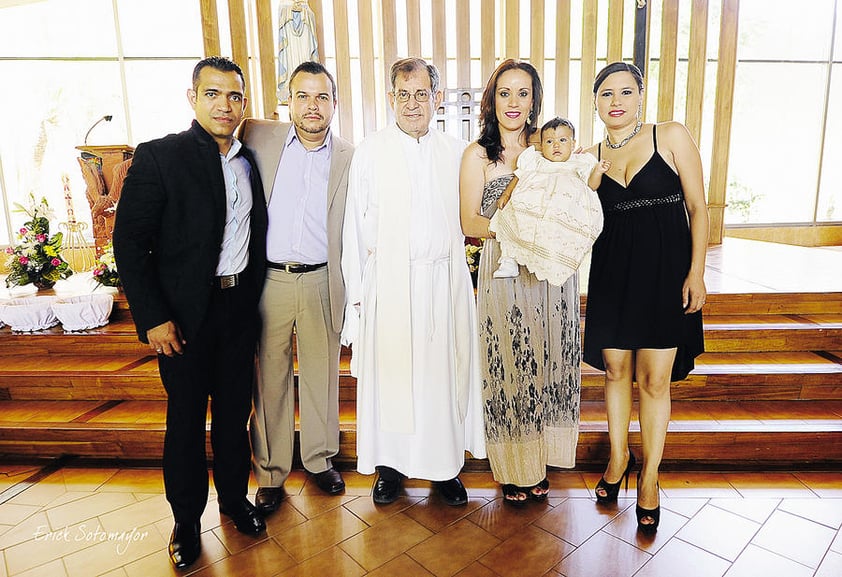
[478,524,572,577]
[831,528,842,553]
[814,549,842,577]
[186,538,297,577]
[273,546,366,577]
[407,519,500,576]
[750,509,836,568]
[7,479,66,508]
[335,471,376,497]
[658,473,740,499]
[338,512,433,571]
[97,493,171,533]
[122,529,231,577]
[365,554,436,577]
[467,497,557,540]
[273,505,368,562]
[603,502,688,553]
[211,518,271,556]
[792,472,842,498]
[554,530,650,577]
[675,504,760,561]
[4,518,104,575]
[403,497,487,532]
[285,493,357,519]
[453,562,499,577]
[96,469,164,494]
[9,558,68,577]
[708,498,780,524]
[779,497,842,529]
[542,471,592,499]
[635,538,729,577]
[722,544,813,577]
[533,497,623,546]
[0,503,39,526]
[61,521,165,577]
[45,492,137,530]
[458,472,503,499]
[658,497,707,519]
[723,472,815,498]
[342,494,424,526]
[262,500,308,537]
[57,468,119,492]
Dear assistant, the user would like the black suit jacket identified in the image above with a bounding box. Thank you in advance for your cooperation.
[113,120,268,344]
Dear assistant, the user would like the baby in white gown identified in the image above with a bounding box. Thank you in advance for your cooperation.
[489,117,610,286]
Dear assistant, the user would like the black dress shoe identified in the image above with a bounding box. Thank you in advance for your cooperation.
[372,474,402,504]
[218,499,266,535]
[312,467,345,495]
[255,487,284,515]
[168,521,201,569]
[437,477,468,506]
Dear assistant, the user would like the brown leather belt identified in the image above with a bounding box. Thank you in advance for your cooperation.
[215,273,239,289]
[267,261,327,273]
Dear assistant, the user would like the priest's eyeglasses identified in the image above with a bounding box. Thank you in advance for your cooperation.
[393,89,431,103]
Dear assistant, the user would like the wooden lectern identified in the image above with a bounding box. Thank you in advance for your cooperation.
[75,145,134,255]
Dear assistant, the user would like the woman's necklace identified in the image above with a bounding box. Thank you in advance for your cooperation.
[605,119,642,149]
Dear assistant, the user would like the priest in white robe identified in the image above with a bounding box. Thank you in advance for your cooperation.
[341,57,486,506]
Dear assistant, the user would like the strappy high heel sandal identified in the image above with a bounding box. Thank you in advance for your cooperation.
[595,451,636,504]
[501,484,528,506]
[635,473,660,534]
[529,478,549,501]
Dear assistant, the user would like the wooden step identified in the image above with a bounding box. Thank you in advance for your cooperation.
[2,399,841,469]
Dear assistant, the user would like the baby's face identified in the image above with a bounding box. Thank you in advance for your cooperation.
[540,125,575,162]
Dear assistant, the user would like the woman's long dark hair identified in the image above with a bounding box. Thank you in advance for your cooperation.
[477,59,543,164]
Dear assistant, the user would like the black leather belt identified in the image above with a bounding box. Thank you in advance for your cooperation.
[267,261,327,273]
[215,273,239,289]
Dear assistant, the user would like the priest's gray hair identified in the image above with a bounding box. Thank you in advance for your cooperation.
[390,58,440,94]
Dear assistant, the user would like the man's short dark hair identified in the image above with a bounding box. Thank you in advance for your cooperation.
[289,61,337,101]
[192,56,245,91]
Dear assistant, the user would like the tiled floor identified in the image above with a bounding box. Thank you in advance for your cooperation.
[0,464,840,577]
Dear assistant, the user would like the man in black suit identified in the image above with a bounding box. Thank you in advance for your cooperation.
[113,56,268,569]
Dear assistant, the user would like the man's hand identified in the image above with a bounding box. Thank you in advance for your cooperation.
[147,321,186,357]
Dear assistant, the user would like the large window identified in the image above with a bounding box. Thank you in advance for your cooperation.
[726,0,841,225]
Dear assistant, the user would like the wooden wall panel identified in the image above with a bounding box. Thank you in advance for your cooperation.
[709,0,740,244]
[199,0,221,57]
[381,0,397,89]
[227,0,253,117]
[254,0,276,118]
[481,0,495,85]
[310,0,325,65]
[505,0,519,60]
[357,0,377,135]
[332,0,354,142]
[607,0,624,64]
[657,0,679,122]
[531,0,545,79]
[407,0,421,58]
[686,0,709,144]
[555,0,571,118]
[432,0,447,88]
[579,0,598,146]
[456,0,470,88]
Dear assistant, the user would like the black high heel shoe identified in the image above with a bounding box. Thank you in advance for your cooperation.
[595,451,636,504]
[635,473,660,534]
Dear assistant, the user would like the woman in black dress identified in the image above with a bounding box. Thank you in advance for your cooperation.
[583,62,708,532]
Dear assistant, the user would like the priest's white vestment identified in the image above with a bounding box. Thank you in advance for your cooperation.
[341,124,486,481]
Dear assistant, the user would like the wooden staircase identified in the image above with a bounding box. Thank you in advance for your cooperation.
[1,291,841,470]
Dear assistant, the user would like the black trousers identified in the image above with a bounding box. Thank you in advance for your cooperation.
[157,282,258,523]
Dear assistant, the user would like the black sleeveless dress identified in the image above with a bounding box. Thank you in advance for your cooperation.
[583,125,704,381]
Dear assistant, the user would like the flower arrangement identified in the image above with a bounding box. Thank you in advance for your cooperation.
[92,241,120,287]
[4,193,72,289]
[465,238,483,274]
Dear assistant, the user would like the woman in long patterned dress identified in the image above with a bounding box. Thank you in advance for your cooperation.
[460,59,581,504]
[584,62,707,533]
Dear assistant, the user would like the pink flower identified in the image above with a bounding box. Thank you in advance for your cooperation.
[51,258,61,266]
[18,256,29,265]
[4,247,12,255]
[93,267,103,276]
[36,234,47,243]
[19,227,27,235]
